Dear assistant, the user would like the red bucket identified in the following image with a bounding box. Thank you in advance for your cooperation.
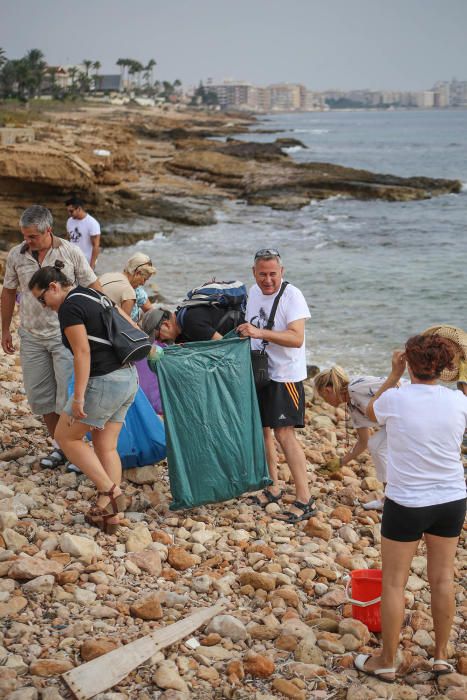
[345,569,382,632]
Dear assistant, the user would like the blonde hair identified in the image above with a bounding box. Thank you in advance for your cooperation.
[313,365,350,399]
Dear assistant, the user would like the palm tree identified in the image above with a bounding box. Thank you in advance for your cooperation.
[92,60,101,90]
[128,60,144,90]
[0,48,6,68]
[25,48,46,97]
[82,59,93,78]
[144,58,156,91]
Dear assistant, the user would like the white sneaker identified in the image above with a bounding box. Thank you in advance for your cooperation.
[363,498,384,511]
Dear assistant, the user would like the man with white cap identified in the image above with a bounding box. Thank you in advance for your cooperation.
[99,253,156,321]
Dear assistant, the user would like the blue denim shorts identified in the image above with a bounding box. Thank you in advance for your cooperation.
[64,365,138,429]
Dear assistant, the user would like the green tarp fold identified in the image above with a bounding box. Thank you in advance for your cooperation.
[156,336,270,510]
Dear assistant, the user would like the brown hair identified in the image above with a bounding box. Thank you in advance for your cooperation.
[405,334,455,380]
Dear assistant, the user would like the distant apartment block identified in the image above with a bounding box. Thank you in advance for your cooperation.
[207,80,326,112]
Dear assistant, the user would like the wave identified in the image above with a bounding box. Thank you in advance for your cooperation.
[293,128,330,134]
[282,145,303,153]
[461,183,467,191]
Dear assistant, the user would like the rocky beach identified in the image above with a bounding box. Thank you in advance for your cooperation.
[0,302,466,700]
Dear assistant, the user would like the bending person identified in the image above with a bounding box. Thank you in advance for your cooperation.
[354,335,467,682]
[313,367,390,510]
[99,253,156,322]
[28,263,138,534]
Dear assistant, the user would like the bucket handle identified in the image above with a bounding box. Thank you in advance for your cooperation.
[344,574,381,608]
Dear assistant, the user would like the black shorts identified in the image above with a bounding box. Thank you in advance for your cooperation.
[381,497,466,542]
[257,380,305,429]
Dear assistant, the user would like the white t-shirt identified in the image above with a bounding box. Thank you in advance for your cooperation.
[348,375,386,428]
[66,214,101,263]
[246,282,310,383]
[374,383,467,507]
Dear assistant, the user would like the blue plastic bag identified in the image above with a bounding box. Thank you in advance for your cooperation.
[118,387,166,468]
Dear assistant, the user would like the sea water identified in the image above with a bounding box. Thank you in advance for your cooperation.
[99,109,467,375]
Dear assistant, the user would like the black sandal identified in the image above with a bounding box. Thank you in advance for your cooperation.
[250,488,284,507]
[39,448,67,469]
[275,498,316,524]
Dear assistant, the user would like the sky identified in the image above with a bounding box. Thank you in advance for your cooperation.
[1,0,466,91]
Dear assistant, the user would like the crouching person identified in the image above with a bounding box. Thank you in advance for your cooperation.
[29,263,138,534]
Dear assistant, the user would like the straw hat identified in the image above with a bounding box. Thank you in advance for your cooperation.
[421,325,467,381]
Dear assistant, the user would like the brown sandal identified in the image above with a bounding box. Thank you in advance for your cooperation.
[85,484,126,535]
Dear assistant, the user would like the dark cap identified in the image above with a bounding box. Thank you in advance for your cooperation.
[141,307,169,341]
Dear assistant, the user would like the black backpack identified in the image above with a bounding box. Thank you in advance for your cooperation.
[176,279,247,334]
[67,289,152,365]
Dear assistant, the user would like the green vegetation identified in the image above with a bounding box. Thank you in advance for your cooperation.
[0,48,183,104]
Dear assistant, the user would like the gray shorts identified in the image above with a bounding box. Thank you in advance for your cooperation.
[63,365,138,429]
[19,328,73,415]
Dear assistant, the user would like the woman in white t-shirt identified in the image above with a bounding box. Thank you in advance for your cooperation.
[354,335,467,682]
[314,367,388,510]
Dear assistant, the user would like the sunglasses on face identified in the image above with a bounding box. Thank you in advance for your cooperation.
[254,248,280,260]
[37,286,50,306]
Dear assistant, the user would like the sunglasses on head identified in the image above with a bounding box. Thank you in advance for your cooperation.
[254,248,280,260]
[134,259,153,273]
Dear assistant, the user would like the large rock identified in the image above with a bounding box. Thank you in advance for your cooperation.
[22,575,55,594]
[238,571,276,591]
[127,550,162,576]
[2,528,28,552]
[59,533,102,564]
[29,658,73,676]
[243,653,275,678]
[124,466,160,484]
[80,638,120,661]
[8,556,63,580]
[0,596,28,617]
[153,660,189,693]
[167,547,200,571]
[206,615,248,642]
[130,593,163,620]
[125,527,153,553]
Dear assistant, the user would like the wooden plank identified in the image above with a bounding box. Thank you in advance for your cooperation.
[62,602,224,700]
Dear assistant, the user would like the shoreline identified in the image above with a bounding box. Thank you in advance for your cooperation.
[0,103,462,260]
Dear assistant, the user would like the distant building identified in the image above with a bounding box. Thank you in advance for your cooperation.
[94,74,123,93]
[268,83,302,111]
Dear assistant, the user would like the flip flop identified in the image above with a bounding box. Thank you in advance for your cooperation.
[39,448,67,469]
[249,488,284,507]
[432,658,455,676]
[275,498,316,524]
[354,654,396,683]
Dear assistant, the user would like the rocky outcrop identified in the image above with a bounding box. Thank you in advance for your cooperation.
[168,150,462,208]
[0,105,462,246]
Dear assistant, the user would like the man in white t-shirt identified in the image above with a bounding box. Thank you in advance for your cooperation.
[238,248,314,523]
[65,197,101,269]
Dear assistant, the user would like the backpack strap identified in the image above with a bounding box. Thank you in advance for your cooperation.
[67,290,113,346]
[262,281,289,348]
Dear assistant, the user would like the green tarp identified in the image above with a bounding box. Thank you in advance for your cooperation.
[156,336,270,510]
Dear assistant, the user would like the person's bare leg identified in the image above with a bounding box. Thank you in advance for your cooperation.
[92,422,125,501]
[362,536,419,679]
[274,426,310,512]
[43,412,60,440]
[55,415,119,494]
[253,428,281,504]
[425,533,459,670]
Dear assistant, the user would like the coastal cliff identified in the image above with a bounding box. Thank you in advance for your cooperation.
[0,104,462,249]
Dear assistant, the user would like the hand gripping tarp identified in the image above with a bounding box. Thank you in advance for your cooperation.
[156,336,270,510]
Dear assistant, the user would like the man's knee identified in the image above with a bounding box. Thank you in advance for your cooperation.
[274,426,295,448]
